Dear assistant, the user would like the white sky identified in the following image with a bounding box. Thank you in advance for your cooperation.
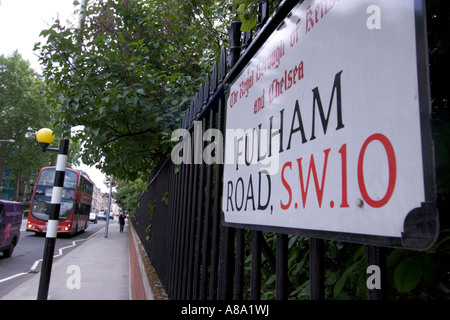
[0,0,109,193]
[0,0,78,72]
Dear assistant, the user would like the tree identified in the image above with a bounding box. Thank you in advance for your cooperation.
[113,176,147,220]
[0,52,81,200]
[35,0,231,181]
[0,52,52,198]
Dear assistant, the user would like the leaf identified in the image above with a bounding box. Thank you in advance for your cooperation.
[161,191,169,205]
[237,3,246,11]
[266,274,276,286]
[387,249,406,267]
[145,223,152,242]
[352,245,366,262]
[333,261,358,298]
[148,201,156,219]
[394,258,422,293]
[91,128,100,137]
[240,11,257,31]
[39,29,51,37]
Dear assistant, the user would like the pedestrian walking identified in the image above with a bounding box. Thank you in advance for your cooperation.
[119,212,126,232]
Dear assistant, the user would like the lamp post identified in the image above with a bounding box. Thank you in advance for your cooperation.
[35,128,70,300]
[104,174,113,238]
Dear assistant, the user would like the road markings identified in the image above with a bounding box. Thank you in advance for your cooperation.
[0,272,29,283]
[0,227,105,283]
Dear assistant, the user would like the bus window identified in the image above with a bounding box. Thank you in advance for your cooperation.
[30,198,74,221]
[59,200,74,219]
[62,189,75,200]
[30,197,50,221]
[36,168,78,189]
[37,170,55,186]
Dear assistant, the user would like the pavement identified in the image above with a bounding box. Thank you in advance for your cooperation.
[1,221,153,300]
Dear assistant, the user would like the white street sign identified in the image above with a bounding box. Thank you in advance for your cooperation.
[222,0,437,248]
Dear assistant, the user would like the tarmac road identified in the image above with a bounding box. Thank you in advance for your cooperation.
[0,219,106,298]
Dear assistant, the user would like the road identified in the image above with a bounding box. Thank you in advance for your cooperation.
[0,218,113,298]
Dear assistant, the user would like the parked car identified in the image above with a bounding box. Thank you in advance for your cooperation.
[89,212,98,223]
[98,211,107,221]
[0,200,23,258]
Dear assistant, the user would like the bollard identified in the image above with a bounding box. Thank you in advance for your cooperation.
[37,138,70,300]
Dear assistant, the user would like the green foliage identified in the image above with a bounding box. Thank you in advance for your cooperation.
[35,0,231,180]
[231,0,277,31]
[241,234,368,300]
[113,176,148,220]
[240,231,450,300]
[0,51,80,199]
[328,243,367,299]
[161,191,169,206]
[386,230,450,298]
[232,0,259,31]
[393,258,423,293]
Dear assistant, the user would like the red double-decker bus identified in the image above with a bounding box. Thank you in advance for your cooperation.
[26,167,94,236]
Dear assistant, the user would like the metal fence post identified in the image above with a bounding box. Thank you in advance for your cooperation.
[310,238,325,300]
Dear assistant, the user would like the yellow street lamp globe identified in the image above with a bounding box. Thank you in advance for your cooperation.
[36,128,56,152]
[36,128,55,144]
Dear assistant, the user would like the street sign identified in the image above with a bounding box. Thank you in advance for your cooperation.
[222,0,438,250]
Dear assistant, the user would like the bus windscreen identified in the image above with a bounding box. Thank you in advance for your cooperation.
[30,169,78,222]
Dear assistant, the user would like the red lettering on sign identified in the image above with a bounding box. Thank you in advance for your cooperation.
[297,148,331,209]
[269,61,304,103]
[306,0,341,33]
[254,89,265,114]
[357,133,397,208]
[256,40,285,81]
[280,161,292,210]
[278,134,397,211]
[338,143,349,208]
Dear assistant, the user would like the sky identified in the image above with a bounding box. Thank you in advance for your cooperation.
[0,0,110,193]
[0,0,78,71]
